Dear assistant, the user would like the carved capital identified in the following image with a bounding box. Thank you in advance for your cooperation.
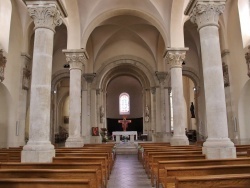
[155,71,168,83]
[164,48,189,69]
[83,73,96,83]
[245,46,250,78]
[96,88,103,95]
[150,87,156,94]
[222,62,230,87]
[23,68,31,90]
[28,5,62,32]
[0,49,7,82]
[187,1,225,30]
[62,49,88,71]
[221,49,230,58]
[25,0,67,32]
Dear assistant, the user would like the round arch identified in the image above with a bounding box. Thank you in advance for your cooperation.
[81,9,169,48]
[0,83,12,148]
[238,79,250,144]
[94,55,157,90]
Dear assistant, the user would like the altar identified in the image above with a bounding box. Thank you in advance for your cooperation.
[112,131,138,143]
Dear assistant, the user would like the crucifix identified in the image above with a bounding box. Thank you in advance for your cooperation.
[118,116,132,131]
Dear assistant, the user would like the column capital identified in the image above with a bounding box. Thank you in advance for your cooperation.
[164,48,189,69]
[63,49,88,70]
[83,73,96,83]
[24,0,67,32]
[0,49,7,82]
[184,0,226,30]
[221,49,230,58]
[245,46,250,78]
[155,71,168,83]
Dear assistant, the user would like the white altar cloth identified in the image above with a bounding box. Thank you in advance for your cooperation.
[112,131,138,143]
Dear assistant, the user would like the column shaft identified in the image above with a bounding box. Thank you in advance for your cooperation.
[69,68,82,138]
[164,48,189,146]
[63,49,88,147]
[200,27,228,138]
[185,0,236,158]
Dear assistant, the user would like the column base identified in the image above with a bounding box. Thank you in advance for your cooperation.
[170,135,189,146]
[65,136,84,147]
[21,141,55,163]
[152,132,171,142]
[202,138,236,159]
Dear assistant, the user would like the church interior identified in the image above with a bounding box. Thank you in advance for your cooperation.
[1,0,250,187]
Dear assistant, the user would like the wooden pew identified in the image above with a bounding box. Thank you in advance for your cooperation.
[56,152,112,176]
[164,164,250,187]
[0,178,91,188]
[0,151,21,162]
[173,174,250,188]
[144,150,203,174]
[0,162,104,188]
[53,156,108,187]
[0,153,8,162]
[148,154,206,186]
[156,157,250,188]
[0,169,99,188]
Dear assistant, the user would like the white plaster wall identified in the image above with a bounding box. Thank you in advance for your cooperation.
[0,84,11,148]
[95,40,156,71]
[238,80,250,144]
[226,0,249,142]
[0,0,11,52]
[238,0,250,48]
[52,50,67,75]
[106,75,143,118]
[3,1,25,147]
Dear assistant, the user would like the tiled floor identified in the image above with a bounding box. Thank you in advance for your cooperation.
[107,154,153,188]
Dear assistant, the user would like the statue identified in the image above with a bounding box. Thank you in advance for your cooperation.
[100,106,104,123]
[145,105,150,122]
[190,102,195,118]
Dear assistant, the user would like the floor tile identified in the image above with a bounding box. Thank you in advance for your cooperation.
[107,154,153,188]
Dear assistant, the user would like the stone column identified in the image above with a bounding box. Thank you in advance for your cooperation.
[18,53,31,146]
[185,0,236,158]
[63,49,88,147]
[83,73,96,143]
[164,48,189,146]
[164,87,171,133]
[155,72,168,132]
[0,49,7,82]
[22,0,67,162]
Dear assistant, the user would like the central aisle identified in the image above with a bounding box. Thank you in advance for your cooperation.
[107,154,153,188]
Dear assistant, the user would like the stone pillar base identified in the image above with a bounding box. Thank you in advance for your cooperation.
[21,141,55,163]
[152,132,171,142]
[65,137,84,147]
[170,135,189,146]
[202,138,236,159]
[90,136,102,143]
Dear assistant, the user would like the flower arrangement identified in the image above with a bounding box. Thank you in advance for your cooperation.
[100,128,108,142]
[121,135,129,142]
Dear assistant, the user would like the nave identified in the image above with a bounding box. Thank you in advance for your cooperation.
[107,154,152,188]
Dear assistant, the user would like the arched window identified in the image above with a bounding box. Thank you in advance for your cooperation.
[119,93,130,115]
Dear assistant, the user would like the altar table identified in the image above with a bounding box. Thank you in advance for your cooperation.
[112,131,138,143]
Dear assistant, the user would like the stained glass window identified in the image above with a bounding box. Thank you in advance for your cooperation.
[119,93,130,115]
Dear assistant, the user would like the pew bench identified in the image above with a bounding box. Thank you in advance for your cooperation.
[156,157,250,188]
[0,178,91,188]
[53,156,108,187]
[56,152,113,175]
[0,162,104,188]
[172,173,250,188]
[148,154,206,187]
[0,169,100,188]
